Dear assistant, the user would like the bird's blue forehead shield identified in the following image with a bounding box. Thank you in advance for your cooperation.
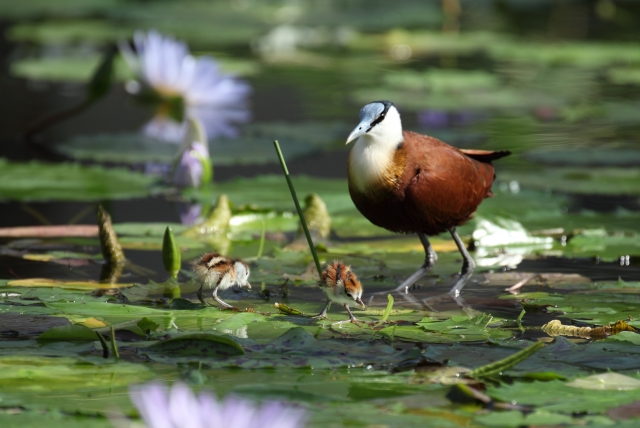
[345,102,386,144]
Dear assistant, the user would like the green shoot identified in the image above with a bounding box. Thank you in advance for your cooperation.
[273,140,322,280]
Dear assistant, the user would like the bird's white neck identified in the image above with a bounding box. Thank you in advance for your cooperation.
[348,107,404,194]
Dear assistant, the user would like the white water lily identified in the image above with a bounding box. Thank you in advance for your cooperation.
[124,382,307,428]
[121,30,251,143]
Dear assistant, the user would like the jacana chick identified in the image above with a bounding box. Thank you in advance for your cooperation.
[317,261,365,323]
[346,101,510,296]
[191,252,251,308]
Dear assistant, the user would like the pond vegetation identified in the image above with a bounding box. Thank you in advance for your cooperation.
[1,1,640,427]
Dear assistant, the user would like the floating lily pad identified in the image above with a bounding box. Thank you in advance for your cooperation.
[139,327,415,369]
[498,167,640,195]
[142,333,246,361]
[567,373,640,391]
[0,159,159,201]
[524,148,640,167]
[0,355,153,392]
[37,324,97,342]
[607,67,640,85]
[54,122,347,166]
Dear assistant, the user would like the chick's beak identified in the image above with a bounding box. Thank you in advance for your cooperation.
[346,121,369,145]
[245,282,251,290]
[355,297,365,309]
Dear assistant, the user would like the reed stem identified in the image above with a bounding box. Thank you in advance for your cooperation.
[273,140,322,280]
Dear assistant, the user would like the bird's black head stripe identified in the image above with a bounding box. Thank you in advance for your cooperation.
[366,100,393,132]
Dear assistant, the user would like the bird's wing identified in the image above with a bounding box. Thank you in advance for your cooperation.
[399,132,497,232]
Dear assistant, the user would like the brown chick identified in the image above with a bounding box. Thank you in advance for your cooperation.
[191,252,251,308]
[317,261,365,323]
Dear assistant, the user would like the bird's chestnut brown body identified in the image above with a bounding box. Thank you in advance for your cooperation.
[349,131,508,236]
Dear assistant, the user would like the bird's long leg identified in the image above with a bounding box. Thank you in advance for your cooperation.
[196,283,207,305]
[313,299,331,319]
[393,233,438,293]
[448,227,476,296]
[212,285,233,309]
[344,304,361,326]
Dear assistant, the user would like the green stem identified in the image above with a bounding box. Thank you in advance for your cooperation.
[469,341,543,379]
[257,219,266,258]
[95,332,110,359]
[109,325,120,360]
[273,140,322,280]
[376,294,395,326]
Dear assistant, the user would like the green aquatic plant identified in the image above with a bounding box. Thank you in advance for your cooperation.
[97,205,125,265]
[162,226,181,279]
[299,193,331,239]
[273,140,322,280]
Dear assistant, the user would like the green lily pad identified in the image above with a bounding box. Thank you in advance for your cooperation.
[567,373,640,391]
[54,122,347,166]
[0,356,153,392]
[142,333,246,361]
[140,327,415,369]
[487,379,640,414]
[607,67,640,85]
[0,159,159,202]
[498,167,640,195]
[37,324,97,342]
[11,55,131,83]
[524,148,640,167]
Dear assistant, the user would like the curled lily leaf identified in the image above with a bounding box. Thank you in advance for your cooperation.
[183,194,231,237]
[300,193,331,238]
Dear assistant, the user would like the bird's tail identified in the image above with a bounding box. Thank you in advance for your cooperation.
[460,149,511,163]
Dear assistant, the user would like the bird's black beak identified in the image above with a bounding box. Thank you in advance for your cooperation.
[355,297,365,309]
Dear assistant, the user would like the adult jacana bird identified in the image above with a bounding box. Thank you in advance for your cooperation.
[346,101,510,296]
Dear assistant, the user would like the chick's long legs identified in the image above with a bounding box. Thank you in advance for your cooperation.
[196,283,206,305]
[212,285,234,309]
[314,299,331,319]
[394,233,438,293]
[344,304,360,324]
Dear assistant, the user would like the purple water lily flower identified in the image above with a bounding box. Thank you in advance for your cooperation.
[173,142,210,188]
[121,30,251,143]
[127,382,307,428]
